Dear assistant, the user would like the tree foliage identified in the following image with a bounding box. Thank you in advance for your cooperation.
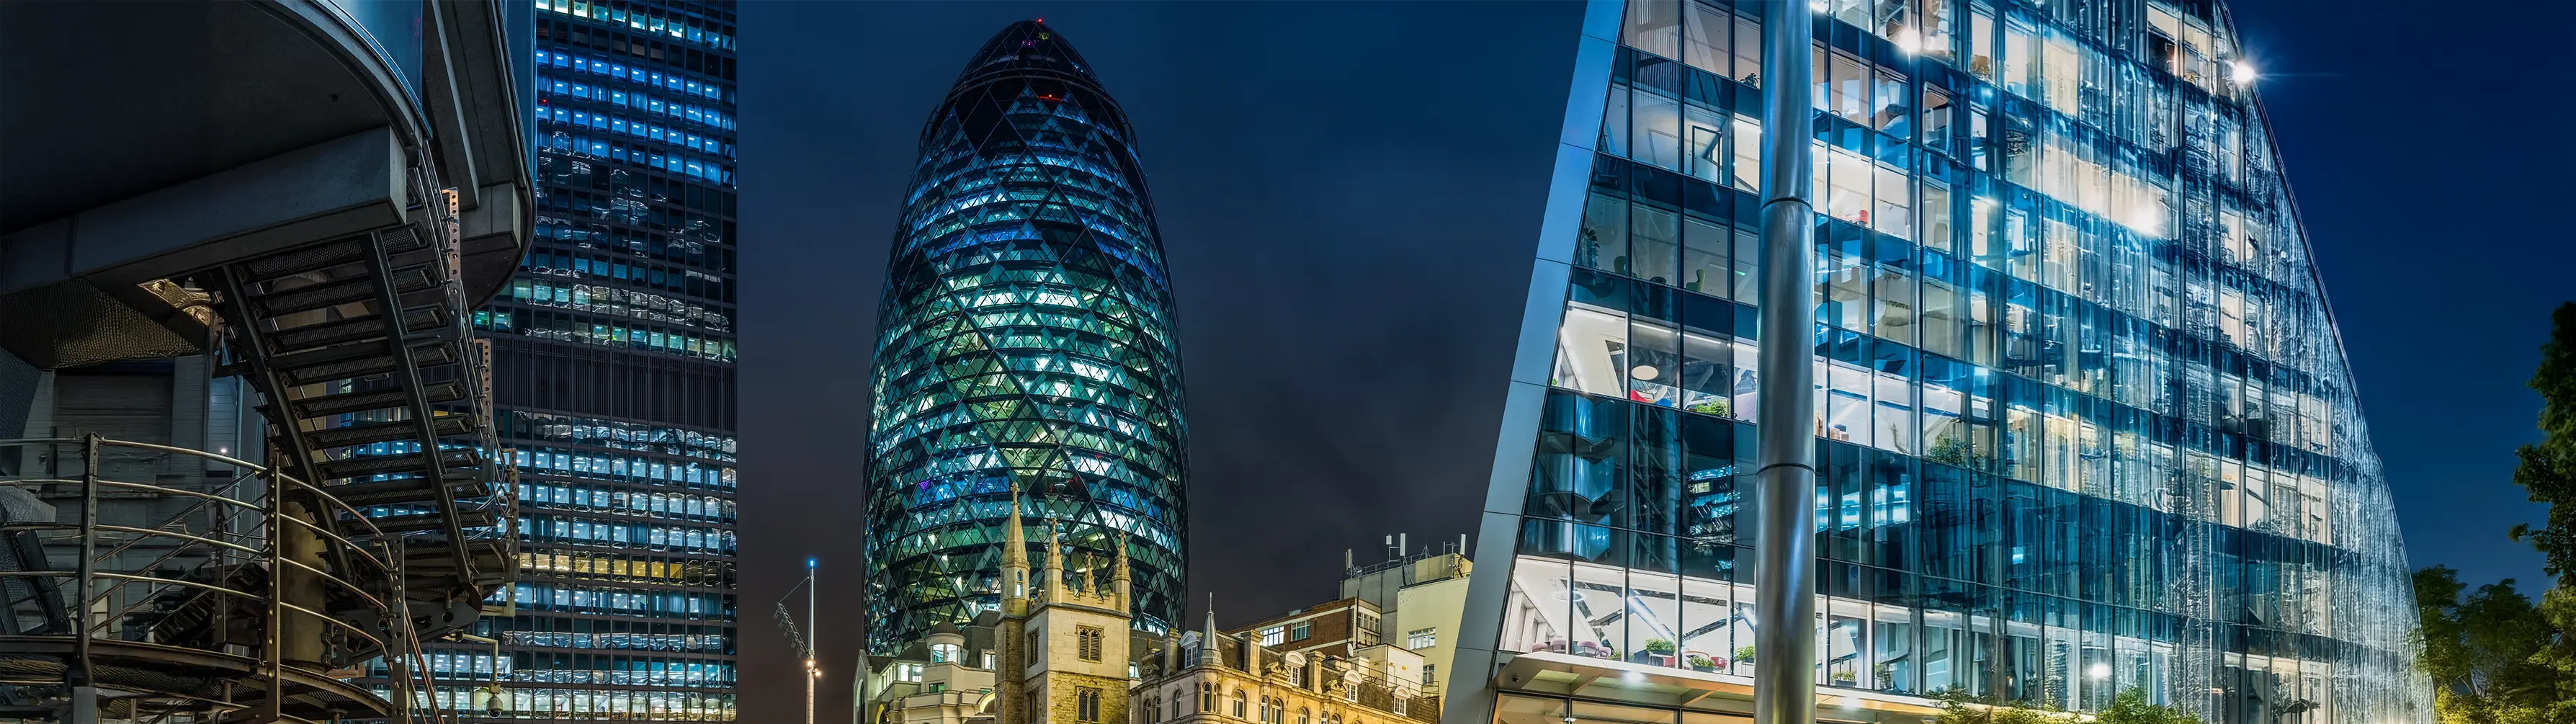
[2414,567,2561,708]
[1930,689,2199,724]
[2513,303,2576,585]
[2420,303,2576,724]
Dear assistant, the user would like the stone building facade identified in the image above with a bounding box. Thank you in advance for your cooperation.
[1134,611,1439,724]
[864,488,1141,724]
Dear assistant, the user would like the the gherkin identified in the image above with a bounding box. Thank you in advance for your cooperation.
[864,19,1186,656]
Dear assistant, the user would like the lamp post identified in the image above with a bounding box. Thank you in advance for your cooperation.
[1750,6,1818,724]
[781,558,820,724]
[808,558,819,724]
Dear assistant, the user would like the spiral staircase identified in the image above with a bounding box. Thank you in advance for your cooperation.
[0,0,532,720]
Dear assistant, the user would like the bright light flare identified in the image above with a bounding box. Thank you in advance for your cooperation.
[2231,60,2257,85]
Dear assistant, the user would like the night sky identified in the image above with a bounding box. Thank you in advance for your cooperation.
[731,2,2572,720]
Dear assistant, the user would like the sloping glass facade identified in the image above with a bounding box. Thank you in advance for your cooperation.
[1449,2,2425,724]
[866,20,1189,656]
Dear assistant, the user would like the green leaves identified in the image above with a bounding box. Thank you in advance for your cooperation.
[2420,303,2576,723]
[1928,688,2199,724]
[2517,303,2576,586]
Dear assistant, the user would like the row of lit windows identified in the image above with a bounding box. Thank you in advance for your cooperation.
[540,122,733,187]
[477,306,740,363]
[501,411,736,460]
[532,183,733,253]
[542,108,733,166]
[515,447,738,491]
[536,49,736,128]
[1644,0,2254,155]
[523,514,734,554]
[522,481,733,523]
[532,218,731,271]
[383,685,734,721]
[502,582,733,621]
[1496,550,2347,718]
[1615,4,2273,251]
[1576,176,2340,432]
[523,238,733,293]
[501,629,730,654]
[1550,294,2341,542]
[374,654,734,687]
[1583,89,2343,426]
[540,0,736,53]
[519,549,735,589]
[512,278,730,334]
[540,98,730,154]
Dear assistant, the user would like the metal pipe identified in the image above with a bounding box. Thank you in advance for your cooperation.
[73,434,99,718]
[1750,4,1818,724]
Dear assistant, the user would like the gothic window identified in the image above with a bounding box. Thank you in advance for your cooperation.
[1078,625,1104,661]
[1078,688,1102,723]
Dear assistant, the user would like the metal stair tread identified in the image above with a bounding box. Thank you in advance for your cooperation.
[272,341,461,387]
[300,414,477,450]
[264,305,447,356]
[247,264,437,318]
[316,475,491,508]
[284,380,466,419]
[365,508,499,534]
[311,447,484,481]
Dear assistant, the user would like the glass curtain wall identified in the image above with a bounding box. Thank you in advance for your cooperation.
[1470,2,2424,724]
[864,20,1190,656]
[405,1,744,720]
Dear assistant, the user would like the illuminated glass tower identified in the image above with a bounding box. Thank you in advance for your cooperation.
[865,19,1189,656]
[433,0,741,720]
[1445,3,2426,724]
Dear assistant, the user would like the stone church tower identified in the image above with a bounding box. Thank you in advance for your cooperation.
[996,486,1134,724]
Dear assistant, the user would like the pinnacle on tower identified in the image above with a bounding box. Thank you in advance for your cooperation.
[1112,532,1132,611]
[1043,523,1066,604]
[1202,594,1218,645]
[1001,483,1030,601]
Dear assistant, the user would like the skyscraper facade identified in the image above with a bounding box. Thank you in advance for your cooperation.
[1446,3,2425,724]
[440,0,741,719]
[866,20,1190,656]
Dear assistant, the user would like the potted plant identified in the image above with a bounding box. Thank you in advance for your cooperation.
[1684,653,1717,672]
[1873,663,1895,691]
[1688,400,1729,417]
[1830,669,1859,687]
[1732,645,1756,664]
[1637,638,1676,665]
[1926,436,1975,467]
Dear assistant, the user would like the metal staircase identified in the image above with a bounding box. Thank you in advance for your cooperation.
[207,186,516,657]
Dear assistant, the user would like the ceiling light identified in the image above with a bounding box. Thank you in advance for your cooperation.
[1894,28,1923,55]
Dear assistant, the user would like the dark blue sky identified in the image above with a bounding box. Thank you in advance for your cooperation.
[733,3,2570,718]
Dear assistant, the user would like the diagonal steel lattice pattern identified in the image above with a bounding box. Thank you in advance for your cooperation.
[865,20,1188,656]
